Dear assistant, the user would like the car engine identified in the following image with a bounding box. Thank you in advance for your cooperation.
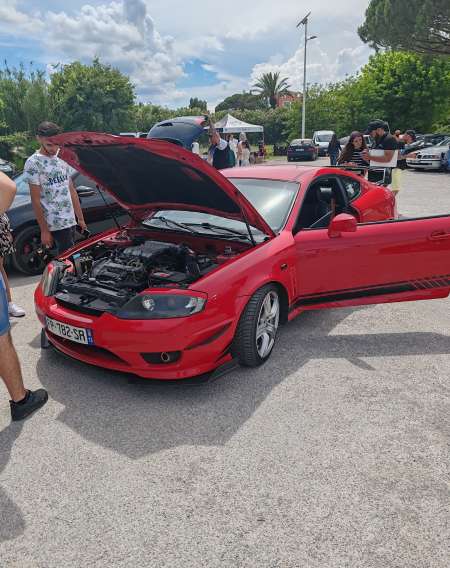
[54,238,220,314]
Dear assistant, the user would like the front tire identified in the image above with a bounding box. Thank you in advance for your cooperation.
[232,285,280,367]
[12,225,55,275]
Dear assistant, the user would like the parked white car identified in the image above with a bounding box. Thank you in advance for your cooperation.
[406,137,450,171]
[312,130,335,156]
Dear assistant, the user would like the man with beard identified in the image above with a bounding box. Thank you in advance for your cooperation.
[362,120,398,185]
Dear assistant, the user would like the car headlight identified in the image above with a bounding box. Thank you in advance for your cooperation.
[40,261,66,296]
[116,293,207,320]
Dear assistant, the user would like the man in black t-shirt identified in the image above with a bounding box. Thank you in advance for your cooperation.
[362,120,398,185]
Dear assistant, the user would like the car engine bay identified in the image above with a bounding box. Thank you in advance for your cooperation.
[53,235,238,315]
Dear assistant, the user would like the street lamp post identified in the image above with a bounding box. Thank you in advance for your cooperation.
[297,12,317,138]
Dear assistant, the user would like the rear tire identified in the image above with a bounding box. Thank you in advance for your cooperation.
[232,285,280,367]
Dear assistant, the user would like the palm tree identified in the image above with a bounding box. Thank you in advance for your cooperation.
[253,72,291,109]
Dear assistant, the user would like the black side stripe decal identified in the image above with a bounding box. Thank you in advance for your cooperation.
[290,274,450,310]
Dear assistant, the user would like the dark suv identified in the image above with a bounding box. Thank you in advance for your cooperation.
[6,171,128,275]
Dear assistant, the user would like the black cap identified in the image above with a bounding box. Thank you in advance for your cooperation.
[405,129,416,141]
[365,119,388,134]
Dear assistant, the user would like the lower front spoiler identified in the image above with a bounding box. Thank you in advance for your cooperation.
[42,329,239,384]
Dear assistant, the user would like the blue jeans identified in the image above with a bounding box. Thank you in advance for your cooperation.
[52,226,76,255]
[329,153,339,166]
[0,274,10,336]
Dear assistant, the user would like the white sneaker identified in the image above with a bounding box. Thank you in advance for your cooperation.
[8,302,26,318]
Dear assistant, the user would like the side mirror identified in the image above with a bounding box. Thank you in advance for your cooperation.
[328,213,357,238]
[76,185,96,198]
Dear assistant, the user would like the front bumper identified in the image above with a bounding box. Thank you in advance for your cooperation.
[35,287,238,380]
[407,159,442,170]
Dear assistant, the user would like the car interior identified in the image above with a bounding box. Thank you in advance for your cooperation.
[294,177,349,231]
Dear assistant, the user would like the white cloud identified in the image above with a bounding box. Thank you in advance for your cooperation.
[0,0,184,99]
[0,0,373,107]
[250,42,371,91]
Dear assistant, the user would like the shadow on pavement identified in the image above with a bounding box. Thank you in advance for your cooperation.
[35,307,450,459]
[0,422,25,542]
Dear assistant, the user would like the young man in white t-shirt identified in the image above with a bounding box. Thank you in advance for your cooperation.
[24,122,87,255]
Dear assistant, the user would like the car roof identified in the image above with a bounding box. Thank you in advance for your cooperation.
[223,164,319,182]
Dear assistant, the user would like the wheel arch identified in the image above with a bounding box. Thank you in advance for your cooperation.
[238,280,290,325]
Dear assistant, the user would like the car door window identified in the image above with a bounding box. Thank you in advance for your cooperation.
[339,176,361,201]
[295,177,347,232]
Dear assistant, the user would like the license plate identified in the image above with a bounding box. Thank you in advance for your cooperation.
[296,148,304,152]
[46,317,94,345]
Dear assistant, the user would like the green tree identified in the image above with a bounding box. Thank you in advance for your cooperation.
[359,0,450,56]
[215,92,266,112]
[189,97,207,111]
[0,64,50,134]
[355,51,450,132]
[253,72,290,109]
[49,58,135,132]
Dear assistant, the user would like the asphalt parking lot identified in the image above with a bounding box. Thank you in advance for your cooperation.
[1,162,449,568]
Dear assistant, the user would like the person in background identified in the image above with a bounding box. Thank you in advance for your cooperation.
[362,119,398,185]
[394,129,402,140]
[240,140,251,167]
[227,134,238,164]
[327,134,341,166]
[238,132,247,166]
[0,171,48,421]
[337,131,369,169]
[207,119,235,170]
[0,213,25,317]
[191,141,200,155]
[258,141,266,158]
[24,121,87,256]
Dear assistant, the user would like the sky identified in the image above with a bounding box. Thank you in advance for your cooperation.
[0,0,373,110]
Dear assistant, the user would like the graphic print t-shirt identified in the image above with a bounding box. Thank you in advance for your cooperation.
[24,152,76,231]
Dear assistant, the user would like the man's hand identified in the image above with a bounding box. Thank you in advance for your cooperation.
[77,219,87,232]
[41,229,53,248]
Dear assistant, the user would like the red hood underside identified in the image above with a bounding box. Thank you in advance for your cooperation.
[51,132,275,237]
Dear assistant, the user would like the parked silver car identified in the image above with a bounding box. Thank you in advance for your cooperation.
[406,137,450,171]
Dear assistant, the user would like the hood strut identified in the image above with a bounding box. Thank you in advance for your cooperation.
[240,204,256,246]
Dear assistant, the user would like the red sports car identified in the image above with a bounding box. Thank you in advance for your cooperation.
[35,132,450,381]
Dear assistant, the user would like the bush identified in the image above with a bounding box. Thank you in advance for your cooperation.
[0,132,38,170]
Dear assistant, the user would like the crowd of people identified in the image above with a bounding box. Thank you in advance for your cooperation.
[331,119,420,194]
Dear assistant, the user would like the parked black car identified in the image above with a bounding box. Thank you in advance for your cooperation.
[0,158,16,178]
[6,171,128,275]
[287,139,319,161]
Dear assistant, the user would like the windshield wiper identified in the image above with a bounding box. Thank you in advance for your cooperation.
[145,216,200,235]
[184,222,253,241]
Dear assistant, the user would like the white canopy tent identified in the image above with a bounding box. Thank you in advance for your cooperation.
[212,114,264,135]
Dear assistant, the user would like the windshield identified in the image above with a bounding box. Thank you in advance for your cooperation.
[316,134,333,142]
[143,178,299,241]
[436,137,450,147]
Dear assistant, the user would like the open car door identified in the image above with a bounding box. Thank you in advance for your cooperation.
[292,214,450,310]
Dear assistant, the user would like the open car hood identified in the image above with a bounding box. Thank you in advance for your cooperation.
[147,116,207,148]
[53,132,275,237]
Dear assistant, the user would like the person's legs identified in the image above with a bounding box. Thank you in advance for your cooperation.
[0,275,48,419]
[51,226,76,255]
[0,333,27,402]
[0,257,11,302]
[0,257,25,317]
